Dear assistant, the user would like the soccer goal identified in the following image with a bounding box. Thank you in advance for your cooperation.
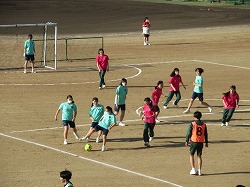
[0,22,57,70]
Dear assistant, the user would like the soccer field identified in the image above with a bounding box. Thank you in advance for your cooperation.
[0,1,250,186]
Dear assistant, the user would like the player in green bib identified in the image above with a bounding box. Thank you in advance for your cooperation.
[23,34,36,73]
[55,95,80,145]
[114,78,128,126]
[80,97,104,142]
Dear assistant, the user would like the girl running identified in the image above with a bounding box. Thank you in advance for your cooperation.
[221,85,239,126]
[82,106,117,151]
[183,68,212,114]
[151,80,164,122]
[164,68,186,109]
[55,95,80,145]
[142,97,157,147]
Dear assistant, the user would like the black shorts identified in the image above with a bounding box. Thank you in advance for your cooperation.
[95,125,109,136]
[91,121,99,128]
[191,92,204,102]
[114,104,126,112]
[189,142,204,156]
[62,120,75,128]
[25,54,35,61]
[143,34,150,37]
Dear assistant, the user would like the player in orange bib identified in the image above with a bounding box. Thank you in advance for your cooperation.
[185,111,208,176]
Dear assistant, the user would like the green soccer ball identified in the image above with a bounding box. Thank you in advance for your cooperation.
[85,143,92,151]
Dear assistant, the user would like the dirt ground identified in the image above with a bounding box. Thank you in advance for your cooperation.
[0,1,250,187]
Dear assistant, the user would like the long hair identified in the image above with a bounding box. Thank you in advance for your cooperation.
[223,85,236,96]
[106,106,113,114]
[195,68,204,75]
[155,80,163,89]
[91,97,98,107]
[144,97,153,110]
[170,68,180,77]
[120,78,127,86]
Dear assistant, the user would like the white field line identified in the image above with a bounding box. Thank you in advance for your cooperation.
[0,132,183,187]
[1,59,250,86]
[5,108,250,134]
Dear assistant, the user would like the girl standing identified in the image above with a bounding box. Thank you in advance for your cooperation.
[55,95,80,145]
[142,17,151,46]
[164,68,186,109]
[221,85,239,126]
[114,78,128,126]
[142,97,157,147]
[151,80,164,122]
[96,48,109,89]
[183,68,212,114]
[83,106,117,151]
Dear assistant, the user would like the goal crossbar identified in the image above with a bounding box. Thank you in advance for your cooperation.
[0,22,58,70]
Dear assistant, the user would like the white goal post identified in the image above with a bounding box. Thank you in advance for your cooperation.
[0,22,57,70]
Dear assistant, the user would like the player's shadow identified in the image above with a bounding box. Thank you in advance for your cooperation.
[204,171,250,176]
[109,141,186,151]
[209,139,250,144]
[109,136,184,143]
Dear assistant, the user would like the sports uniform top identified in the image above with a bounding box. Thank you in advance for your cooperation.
[169,75,182,92]
[186,120,208,143]
[64,181,74,187]
[222,93,239,109]
[142,21,150,34]
[193,75,203,93]
[59,102,77,121]
[115,85,128,105]
[143,103,157,124]
[98,112,117,130]
[24,39,35,55]
[96,54,109,71]
[151,87,162,105]
[88,104,104,122]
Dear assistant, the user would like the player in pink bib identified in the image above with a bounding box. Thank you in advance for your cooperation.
[164,68,186,109]
[141,97,157,147]
[151,81,164,122]
[221,85,239,126]
[96,48,109,89]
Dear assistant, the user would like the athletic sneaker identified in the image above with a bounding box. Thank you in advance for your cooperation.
[173,101,178,108]
[208,106,213,113]
[96,137,100,143]
[190,168,196,175]
[221,123,226,126]
[155,119,160,123]
[101,145,106,152]
[183,109,190,114]
[64,140,68,145]
[24,70,27,74]
[147,42,151,45]
[144,142,150,147]
[31,69,36,73]
[225,122,229,126]
[118,122,126,126]
[149,137,154,142]
[79,137,89,142]
[163,105,168,109]
[197,169,202,176]
[144,42,147,46]
[98,87,102,90]
[102,84,106,89]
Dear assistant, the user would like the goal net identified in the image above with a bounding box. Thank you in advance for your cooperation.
[0,22,57,71]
